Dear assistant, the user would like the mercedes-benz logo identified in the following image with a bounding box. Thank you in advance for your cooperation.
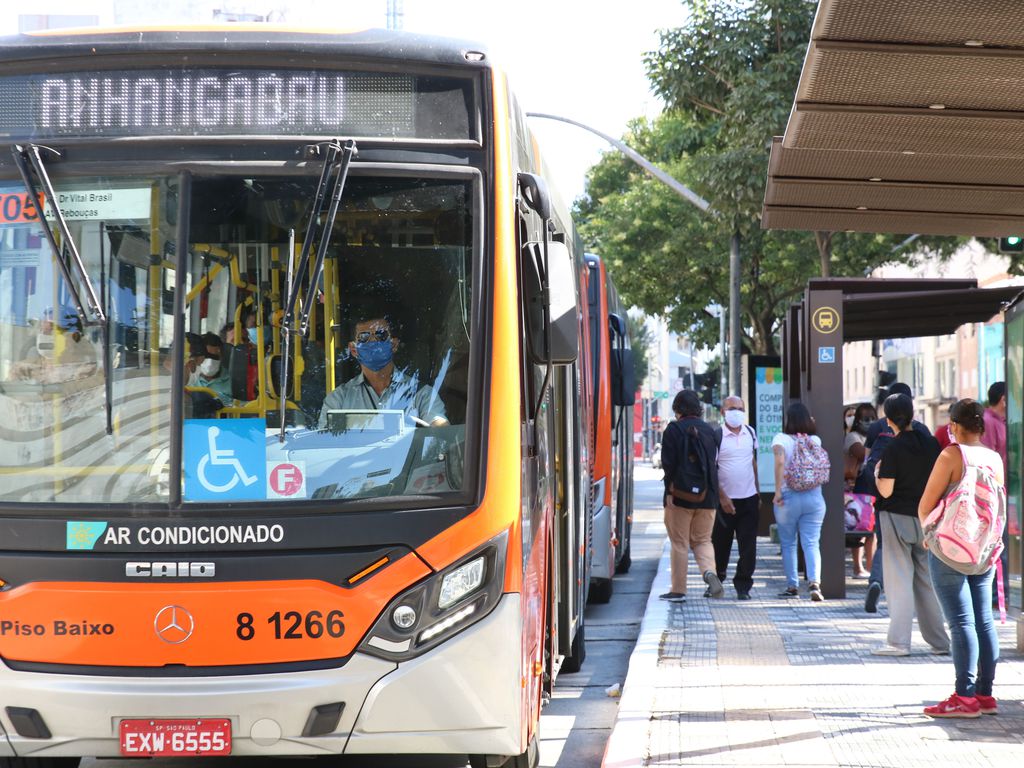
[154,605,194,644]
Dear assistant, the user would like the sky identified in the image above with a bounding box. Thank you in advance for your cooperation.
[0,0,690,202]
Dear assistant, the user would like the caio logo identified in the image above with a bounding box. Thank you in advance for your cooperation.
[153,605,194,644]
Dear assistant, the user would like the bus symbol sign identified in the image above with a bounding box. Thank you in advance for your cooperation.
[267,462,306,499]
[811,306,839,334]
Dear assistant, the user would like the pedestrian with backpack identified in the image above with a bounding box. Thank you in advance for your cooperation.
[917,399,1006,718]
[772,402,830,602]
[659,389,722,602]
[871,393,950,657]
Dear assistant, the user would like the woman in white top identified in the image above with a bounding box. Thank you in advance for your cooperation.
[772,402,827,601]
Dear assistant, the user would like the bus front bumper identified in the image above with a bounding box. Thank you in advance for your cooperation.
[0,594,522,759]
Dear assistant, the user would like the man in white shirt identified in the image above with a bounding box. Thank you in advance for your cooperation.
[711,395,760,600]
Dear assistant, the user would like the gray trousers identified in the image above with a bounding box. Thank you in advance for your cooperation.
[879,511,949,651]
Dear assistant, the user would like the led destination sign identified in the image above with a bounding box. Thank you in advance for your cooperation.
[0,69,473,140]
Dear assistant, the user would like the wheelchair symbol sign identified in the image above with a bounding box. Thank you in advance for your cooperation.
[818,346,836,364]
[184,419,266,501]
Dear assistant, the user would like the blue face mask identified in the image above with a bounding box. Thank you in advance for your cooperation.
[356,340,393,372]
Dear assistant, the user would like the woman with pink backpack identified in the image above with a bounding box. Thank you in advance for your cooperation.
[917,399,1006,719]
[771,402,830,602]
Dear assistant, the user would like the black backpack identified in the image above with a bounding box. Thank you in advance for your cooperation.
[668,419,712,503]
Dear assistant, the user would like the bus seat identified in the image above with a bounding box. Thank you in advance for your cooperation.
[224,343,257,400]
[266,354,294,399]
[436,350,469,426]
[185,386,224,419]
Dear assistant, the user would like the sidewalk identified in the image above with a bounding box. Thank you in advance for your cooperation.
[603,526,1024,768]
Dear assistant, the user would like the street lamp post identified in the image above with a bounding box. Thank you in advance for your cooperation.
[525,113,710,212]
[729,231,741,396]
[526,113,743,396]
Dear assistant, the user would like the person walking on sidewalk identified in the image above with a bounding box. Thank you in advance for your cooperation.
[916,399,1005,718]
[772,402,828,602]
[712,396,760,600]
[659,389,723,603]
[871,393,950,657]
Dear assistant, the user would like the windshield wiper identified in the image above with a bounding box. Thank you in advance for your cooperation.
[13,144,113,434]
[279,139,357,440]
[12,145,107,327]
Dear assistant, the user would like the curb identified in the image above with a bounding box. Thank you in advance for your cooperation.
[600,538,670,768]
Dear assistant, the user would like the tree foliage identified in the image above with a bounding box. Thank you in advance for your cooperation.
[626,312,653,385]
[575,0,961,355]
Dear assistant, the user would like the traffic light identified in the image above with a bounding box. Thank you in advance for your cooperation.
[693,372,714,404]
[999,236,1024,253]
[875,370,897,406]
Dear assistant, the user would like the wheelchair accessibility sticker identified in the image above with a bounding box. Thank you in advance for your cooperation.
[184,419,266,501]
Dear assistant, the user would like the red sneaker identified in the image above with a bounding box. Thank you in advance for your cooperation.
[975,694,998,715]
[924,694,981,719]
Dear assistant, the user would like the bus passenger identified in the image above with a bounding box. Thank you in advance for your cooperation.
[317,315,448,430]
[186,332,233,404]
[9,308,98,384]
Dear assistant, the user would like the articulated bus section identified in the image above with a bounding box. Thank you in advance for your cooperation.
[585,254,636,604]
[0,27,623,768]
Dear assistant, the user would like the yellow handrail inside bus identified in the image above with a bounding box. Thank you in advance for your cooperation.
[149,185,162,440]
[190,244,259,291]
[185,262,225,304]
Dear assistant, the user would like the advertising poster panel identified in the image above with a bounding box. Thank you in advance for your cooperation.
[751,363,784,493]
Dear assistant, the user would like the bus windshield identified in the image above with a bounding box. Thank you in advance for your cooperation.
[0,170,476,506]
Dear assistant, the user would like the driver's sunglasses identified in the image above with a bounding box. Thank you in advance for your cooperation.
[355,328,391,344]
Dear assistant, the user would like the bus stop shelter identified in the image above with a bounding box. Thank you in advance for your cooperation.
[783,279,1022,599]
[761,0,1024,602]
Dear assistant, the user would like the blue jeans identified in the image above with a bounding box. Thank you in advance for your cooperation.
[868,513,883,587]
[928,553,999,698]
[775,487,826,587]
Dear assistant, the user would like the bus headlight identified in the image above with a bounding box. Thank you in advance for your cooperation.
[359,529,508,661]
[391,605,418,630]
[438,556,485,609]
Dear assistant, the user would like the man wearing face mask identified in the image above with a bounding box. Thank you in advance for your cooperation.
[317,315,448,430]
[186,332,233,405]
[711,396,760,600]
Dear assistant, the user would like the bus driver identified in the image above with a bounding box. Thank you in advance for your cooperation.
[317,314,448,430]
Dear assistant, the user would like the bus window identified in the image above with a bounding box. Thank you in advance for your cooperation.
[0,178,176,503]
[181,175,475,505]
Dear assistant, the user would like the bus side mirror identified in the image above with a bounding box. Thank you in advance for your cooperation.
[522,240,579,365]
[609,312,627,338]
[611,348,636,406]
[517,172,551,220]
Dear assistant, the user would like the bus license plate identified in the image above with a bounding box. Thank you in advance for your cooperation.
[120,718,231,756]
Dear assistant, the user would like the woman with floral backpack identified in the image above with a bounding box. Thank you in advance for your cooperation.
[772,402,829,601]
[917,399,1005,719]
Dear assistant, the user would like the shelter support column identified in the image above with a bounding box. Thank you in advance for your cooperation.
[803,289,845,599]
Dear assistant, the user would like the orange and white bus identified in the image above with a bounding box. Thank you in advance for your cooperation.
[584,254,635,603]
[0,27,596,768]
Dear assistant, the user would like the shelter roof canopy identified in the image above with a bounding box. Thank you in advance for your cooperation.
[763,0,1024,238]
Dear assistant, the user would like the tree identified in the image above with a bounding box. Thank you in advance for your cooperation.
[575,0,960,355]
[626,311,652,386]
